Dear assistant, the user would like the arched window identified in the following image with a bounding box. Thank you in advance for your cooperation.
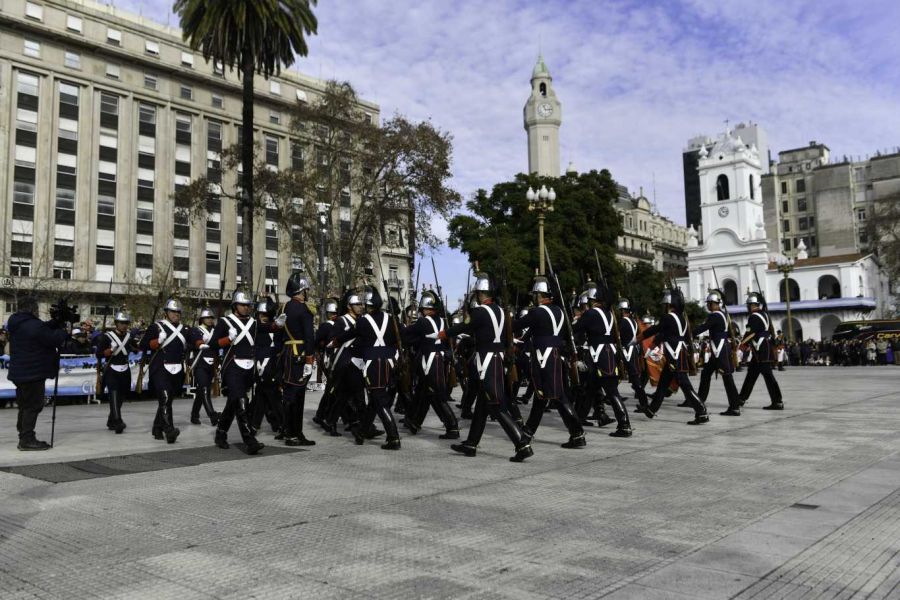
[539,82,547,97]
[779,277,800,302]
[817,275,840,299]
[749,174,755,199]
[779,317,803,341]
[716,174,730,201]
[722,279,738,305]
[820,315,841,340]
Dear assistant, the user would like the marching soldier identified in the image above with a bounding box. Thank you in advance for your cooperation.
[186,307,219,426]
[572,285,632,437]
[738,292,784,410]
[312,297,340,430]
[515,276,586,448]
[402,290,460,439]
[208,291,264,453]
[325,289,367,439]
[452,307,477,420]
[638,289,709,425]
[279,275,316,446]
[252,296,284,436]
[96,309,139,434]
[139,298,187,443]
[444,271,533,462]
[511,308,534,405]
[616,298,651,414]
[694,291,742,415]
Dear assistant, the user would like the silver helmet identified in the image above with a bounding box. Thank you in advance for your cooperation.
[198,307,215,319]
[531,276,551,296]
[286,274,310,297]
[472,271,492,293]
[583,286,598,301]
[256,296,275,315]
[745,292,763,306]
[420,290,438,310]
[617,298,632,311]
[232,290,253,306]
[660,289,673,305]
[347,291,363,306]
[113,309,131,323]
[642,315,656,325]
[451,311,464,325]
[706,291,723,305]
[163,298,182,313]
[577,293,590,307]
[323,297,339,314]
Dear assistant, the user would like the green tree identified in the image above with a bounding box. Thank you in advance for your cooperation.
[622,261,666,318]
[174,0,318,284]
[448,170,624,307]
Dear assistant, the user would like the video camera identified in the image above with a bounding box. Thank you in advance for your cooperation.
[49,297,79,325]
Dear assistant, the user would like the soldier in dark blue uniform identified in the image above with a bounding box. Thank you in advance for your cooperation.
[139,298,188,443]
[444,271,532,462]
[738,292,784,410]
[616,298,651,415]
[209,291,264,453]
[96,309,139,434]
[325,289,366,439]
[402,290,459,439]
[573,285,632,437]
[694,291,742,415]
[186,306,219,426]
[515,275,585,448]
[252,296,284,436]
[279,275,317,446]
[638,289,709,425]
[312,297,339,431]
[454,300,478,420]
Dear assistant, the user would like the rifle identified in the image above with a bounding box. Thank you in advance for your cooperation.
[431,254,459,389]
[136,264,172,394]
[594,249,627,379]
[95,278,115,395]
[711,266,740,368]
[211,246,230,397]
[545,247,581,386]
[375,252,409,395]
[666,272,698,376]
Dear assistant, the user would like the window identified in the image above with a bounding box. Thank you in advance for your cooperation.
[106,64,120,79]
[796,179,806,193]
[96,245,114,265]
[749,174,755,199]
[783,219,790,232]
[781,200,788,213]
[780,181,787,194]
[291,142,304,170]
[797,197,807,212]
[24,40,41,58]
[270,111,281,125]
[145,40,160,56]
[26,2,43,21]
[64,52,81,69]
[857,209,867,221]
[181,52,194,67]
[144,73,157,90]
[180,85,193,100]
[207,120,222,153]
[53,267,73,280]
[211,94,223,109]
[799,217,808,231]
[213,61,224,76]
[14,181,35,204]
[859,230,868,244]
[107,28,122,45]
[139,104,156,125]
[270,81,281,95]
[716,174,729,201]
[66,15,83,33]
[97,196,115,216]
[265,136,279,166]
[808,216,815,228]
[11,261,31,277]
[782,239,791,252]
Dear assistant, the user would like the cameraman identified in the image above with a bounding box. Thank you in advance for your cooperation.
[7,296,69,450]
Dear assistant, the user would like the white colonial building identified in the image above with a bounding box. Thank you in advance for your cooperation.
[678,129,891,341]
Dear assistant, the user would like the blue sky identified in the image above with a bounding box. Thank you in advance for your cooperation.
[117,0,900,306]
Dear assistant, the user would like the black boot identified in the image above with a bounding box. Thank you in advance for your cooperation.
[108,391,126,434]
[17,435,50,451]
[510,443,534,462]
[375,404,400,448]
[561,434,586,449]
[607,393,633,437]
[237,417,264,454]
[165,426,180,443]
[214,429,230,449]
[202,387,219,426]
[595,406,615,427]
[451,442,477,456]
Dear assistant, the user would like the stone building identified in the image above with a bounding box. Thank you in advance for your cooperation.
[612,185,689,274]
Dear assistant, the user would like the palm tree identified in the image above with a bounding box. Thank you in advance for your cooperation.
[174,0,318,287]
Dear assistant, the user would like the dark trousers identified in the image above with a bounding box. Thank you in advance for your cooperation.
[524,351,582,438]
[103,368,131,424]
[15,380,45,440]
[623,357,649,408]
[698,356,740,410]
[252,382,283,432]
[150,370,182,434]
[651,368,706,417]
[410,355,459,433]
[191,364,217,420]
[463,354,526,448]
[327,362,365,427]
[219,365,256,441]
[739,361,783,405]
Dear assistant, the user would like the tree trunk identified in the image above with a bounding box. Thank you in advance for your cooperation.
[240,51,255,290]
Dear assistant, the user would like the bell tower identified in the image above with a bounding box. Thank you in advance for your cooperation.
[523,54,561,177]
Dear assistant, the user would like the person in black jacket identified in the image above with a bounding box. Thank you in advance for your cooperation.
[402,290,459,440]
[616,298,651,414]
[444,271,532,462]
[693,291,741,415]
[209,291,264,453]
[312,297,339,430]
[515,276,585,447]
[279,275,316,446]
[324,289,366,439]
[95,309,140,434]
[251,296,284,437]
[7,296,70,450]
[139,298,188,443]
[186,307,220,426]
[738,293,784,410]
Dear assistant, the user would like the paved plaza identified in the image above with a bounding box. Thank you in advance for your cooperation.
[0,367,898,599]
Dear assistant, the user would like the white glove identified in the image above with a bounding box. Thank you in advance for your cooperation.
[425,332,440,340]
[198,343,209,351]
[576,360,588,373]
[228,327,238,341]
[274,314,287,328]
[303,363,313,378]
[157,330,167,344]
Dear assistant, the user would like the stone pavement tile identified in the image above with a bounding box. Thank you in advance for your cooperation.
[742,506,858,541]
[600,582,698,599]
[681,529,815,576]
[635,563,759,599]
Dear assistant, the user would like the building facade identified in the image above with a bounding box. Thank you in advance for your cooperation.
[680,129,891,341]
[0,0,413,322]
[612,185,689,274]
[761,141,900,261]
[523,54,561,178]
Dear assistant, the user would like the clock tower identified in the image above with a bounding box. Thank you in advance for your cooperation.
[523,54,561,177]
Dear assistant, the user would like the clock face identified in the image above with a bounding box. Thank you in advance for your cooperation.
[718,206,730,218]
[537,102,554,118]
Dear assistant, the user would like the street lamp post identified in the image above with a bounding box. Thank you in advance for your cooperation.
[316,202,328,295]
[773,252,795,343]
[527,184,556,274]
